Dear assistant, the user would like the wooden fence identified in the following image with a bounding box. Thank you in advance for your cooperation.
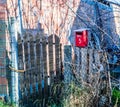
[18,32,111,106]
[64,46,106,83]
[18,33,62,107]
[64,46,111,107]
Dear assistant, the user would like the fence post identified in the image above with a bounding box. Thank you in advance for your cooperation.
[88,49,93,82]
[74,47,81,74]
[81,48,88,83]
[64,45,72,83]
[9,17,19,105]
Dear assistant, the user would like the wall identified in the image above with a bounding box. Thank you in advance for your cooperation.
[69,0,119,49]
[0,0,8,97]
[112,4,120,40]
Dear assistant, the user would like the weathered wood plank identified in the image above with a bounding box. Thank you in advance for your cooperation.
[81,48,88,82]
[64,45,72,83]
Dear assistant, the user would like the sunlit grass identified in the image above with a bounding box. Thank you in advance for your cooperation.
[0,100,15,107]
[33,82,93,107]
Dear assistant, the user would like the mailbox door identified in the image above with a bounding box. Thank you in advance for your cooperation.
[75,30,88,47]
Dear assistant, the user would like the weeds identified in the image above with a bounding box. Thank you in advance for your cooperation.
[112,88,120,106]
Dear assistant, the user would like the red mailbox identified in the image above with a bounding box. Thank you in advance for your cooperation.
[75,30,88,48]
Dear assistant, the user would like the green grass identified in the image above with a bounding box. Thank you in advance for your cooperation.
[32,82,118,107]
[112,88,120,106]
[0,101,15,107]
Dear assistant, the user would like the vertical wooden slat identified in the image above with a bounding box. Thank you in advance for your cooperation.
[22,37,26,71]
[25,33,31,95]
[88,49,93,72]
[22,37,25,98]
[74,47,80,74]
[94,50,100,65]
[46,36,50,84]
[55,36,60,79]
[81,48,88,82]
[24,39,28,69]
[40,34,44,99]
[27,34,31,69]
[46,37,49,76]
[64,45,72,83]
[48,35,54,84]
[33,36,36,93]
[36,36,41,94]
[53,34,56,78]
[23,35,27,97]
[40,36,44,76]
[42,39,47,75]
[59,44,63,80]
[88,49,93,83]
